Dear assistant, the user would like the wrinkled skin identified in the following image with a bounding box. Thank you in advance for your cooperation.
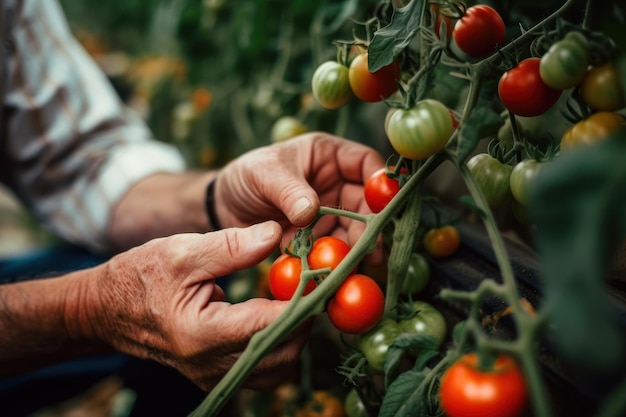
[88,222,308,391]
[214,133,385,255]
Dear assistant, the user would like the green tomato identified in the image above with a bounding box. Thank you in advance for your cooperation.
[345,389,369,417]
[400,253,430,296]
[540,31,590,90]
[311,61,353,110]
[467,153,513,208]
[509,159,544,206]
[386,99,455,160]
[357,318,401,373]
[398,301,447,354]
[270,116,307,143]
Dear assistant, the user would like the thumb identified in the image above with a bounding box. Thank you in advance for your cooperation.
[204,221,282,278]
[273,176,320,227]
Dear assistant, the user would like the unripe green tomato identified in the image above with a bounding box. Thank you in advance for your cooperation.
[400,253,430,296]
[509,159,544,206]
[398,301,447,354]
[270,116,307,143]
[357,318,402,373]
[539,31,589,90]
[345,389,369,417]
[467,153,513,207]
[311,61,353,110]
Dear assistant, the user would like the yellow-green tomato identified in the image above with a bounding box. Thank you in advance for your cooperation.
[509,159,544,206]
[386,99,455,160]
[270,116,307,143]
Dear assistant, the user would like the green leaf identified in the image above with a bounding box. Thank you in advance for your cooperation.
[456,106,503,164]
[368,0,424,72]
[378,369,427,417]
[530,133,626,375]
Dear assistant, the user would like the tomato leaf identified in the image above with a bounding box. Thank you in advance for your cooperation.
[385,334,438,389]
[456,106,503,164]
[530,133,626,376]
[368,0,423,72]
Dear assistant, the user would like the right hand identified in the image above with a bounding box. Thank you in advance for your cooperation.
[82,221,310,391]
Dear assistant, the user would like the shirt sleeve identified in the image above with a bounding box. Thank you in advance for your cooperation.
[2,0,187,253]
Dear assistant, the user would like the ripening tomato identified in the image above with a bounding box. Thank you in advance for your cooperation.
[467,153,513,208]
[269,254,316,300]
[423,225,460,258]
[580,62,626,111]
[560,111,626,150]
[498,57,562,117]
[311,61,353,110]
[386,99,455,160]
[364,166,408,213]
[296,390,347,417]
[451,5,505,59]
[348,53,400,103]
[539,31,590,90]
[308,236,354,275]
[327,274,385,334]
[439,353,529,417]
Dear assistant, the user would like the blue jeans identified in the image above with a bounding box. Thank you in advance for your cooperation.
[0,244,211,416]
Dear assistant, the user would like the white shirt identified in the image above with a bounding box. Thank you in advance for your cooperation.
[1,0,186,253]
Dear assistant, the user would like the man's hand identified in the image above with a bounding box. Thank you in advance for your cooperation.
[214,133,385,258]
[86,221,309,391]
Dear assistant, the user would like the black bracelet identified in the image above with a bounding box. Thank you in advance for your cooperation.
[205,177,222,230]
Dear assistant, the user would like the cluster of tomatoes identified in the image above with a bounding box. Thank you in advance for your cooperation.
[268,235,385,335]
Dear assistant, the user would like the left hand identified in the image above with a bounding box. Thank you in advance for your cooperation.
[214,133,385,260]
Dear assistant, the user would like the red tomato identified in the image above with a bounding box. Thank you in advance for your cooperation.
[308,236,354,274]
[327,274,385,334]
[348,53,400,103]
[452,5,505,58]
[439,353,529,417]
[498,57,562,117]
[364,166,408,213]
[269,254,316,300]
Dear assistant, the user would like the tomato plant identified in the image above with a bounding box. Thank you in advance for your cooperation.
[386,99,455,160]
[498,57,562,117]
[327,274,385,334]
[364,166,407,213]
[430,3,456,41]
[509,159,544,207]
[296,390,347,417]
[398,301,447,351]
[308,236,354,275]
[451,5,505,59]
[539,31,590,90]
[560,111,626,149]
[269,254,316,300]
[311,61,353,110]
[580,62,626,111]
[439,353,529,417]
[423,225,460,258]
[400,252,430,296]
[348,52,400,103]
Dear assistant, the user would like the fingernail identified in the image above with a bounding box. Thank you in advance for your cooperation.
[293,197,313,220]
[255,222,277,242]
